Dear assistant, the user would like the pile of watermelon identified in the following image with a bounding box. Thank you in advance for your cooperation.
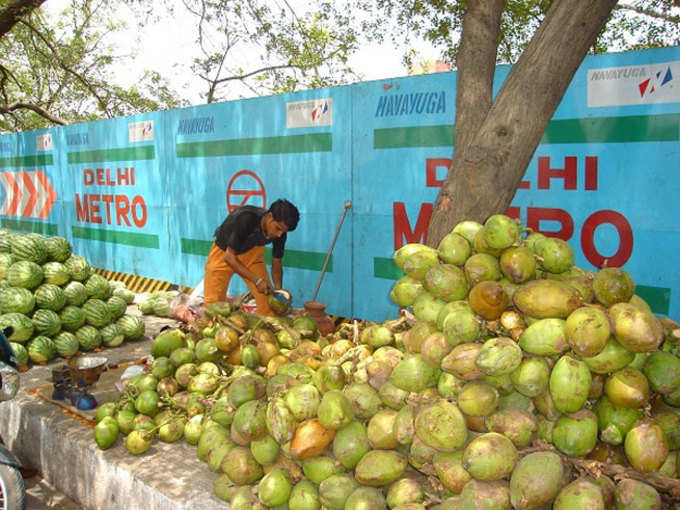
[0,230,146,368]
[136,290,180,318]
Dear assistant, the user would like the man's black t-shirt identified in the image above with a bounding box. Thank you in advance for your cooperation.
[214,206,286,258]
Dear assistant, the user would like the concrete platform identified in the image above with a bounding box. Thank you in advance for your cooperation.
[0,313,230,510]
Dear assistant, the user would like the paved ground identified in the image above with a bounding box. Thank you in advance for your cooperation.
[26,476,82,510]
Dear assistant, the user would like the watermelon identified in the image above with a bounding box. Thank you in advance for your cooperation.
[64,255,91,281]
[63,281,88,306]
[44,236,72,262]
[82,298,111,328]
[9,342,28,367]
[112,287,135,304]
[0,234,12,254]
[59,305,86,332]
[106,296,127,319]
[42,262,70,286]
[32,309,62,337]
[75,325,102,351]
[27,336,57,363]
[0,313,34,343]
[109,280,126,290]
[85,274,111,300]
[0,287,35,314]
[117,314,145,341]
[100,323,124,347]
[53,331,79,358]
[136,293,155,314]
[0,253,15,279]
[7,260,44,289]
[34,283,67,311]
[11,234,48,264]
[152,294,171,317]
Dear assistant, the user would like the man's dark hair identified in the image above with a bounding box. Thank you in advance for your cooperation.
[269,199,300,231]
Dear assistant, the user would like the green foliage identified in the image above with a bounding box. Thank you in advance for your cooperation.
[376,0,680,66]
[0,0,186,132]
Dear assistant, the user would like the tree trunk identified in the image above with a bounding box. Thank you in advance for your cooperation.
[0,0,46,39]
[427,0,619,247]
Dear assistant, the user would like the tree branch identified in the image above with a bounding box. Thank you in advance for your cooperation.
[614,3,680,24]
[0,101,68,125]
[0,0,46,39]
[211,63,296,84]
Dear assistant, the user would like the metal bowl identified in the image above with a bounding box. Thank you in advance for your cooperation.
[68,356,108,386]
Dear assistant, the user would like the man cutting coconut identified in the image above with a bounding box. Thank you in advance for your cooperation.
[203,199,300,316]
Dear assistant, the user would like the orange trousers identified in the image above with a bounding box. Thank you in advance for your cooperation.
[203,243,274,316]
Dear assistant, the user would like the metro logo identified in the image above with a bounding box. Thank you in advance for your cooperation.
[0,170,57,219]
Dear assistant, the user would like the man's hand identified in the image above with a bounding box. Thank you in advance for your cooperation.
[255,277,272,295]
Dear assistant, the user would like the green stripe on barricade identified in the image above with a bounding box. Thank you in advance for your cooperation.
[176,133,332,157]
[374,113,680,149]
[374,257,402,280]
[374,125,454,149]
[67,146,155,163]
[542,113,680,144]
[180,238,331,271]
[1,219,58,235]
[635,285,671,316]
[72,226,160,249]
[0,154,54,168]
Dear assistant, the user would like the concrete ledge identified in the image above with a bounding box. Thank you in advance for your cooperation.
[0,317,228,510]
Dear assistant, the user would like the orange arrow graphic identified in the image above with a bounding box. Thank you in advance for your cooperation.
[37,171,57,219]
[21,171,38,218]
[3,172,22,216]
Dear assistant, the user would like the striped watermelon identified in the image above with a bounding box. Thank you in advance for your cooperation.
[112,287,135,304]
[34,283,67,311]
[136,293,155,315]
[9,342,28,367]
[106,296,127,319]
[63,281,88,306]
[152,294,171,317]
[85,274,111,300]
[117,314,145,341]
[32,309,62,337]
[82,298,111,328]
[100,323,124,347]
[7,260,44,289]
[44,236,72,262]
[53,331,79,358]
[0,233,13,254]
[64,255,91,281]
[0,253,15,279]
[75,325,102,351]
[27,336,57,363]
[42,262,70,286]
[0,312,34,343]
[59,305,86,332]
[11,234,48,264]
[0,287,35,314]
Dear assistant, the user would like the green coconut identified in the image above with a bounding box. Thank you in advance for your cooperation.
[401,246,440,281]
[509,451,564,509]
[642,351,680,394]
[433,450,471,495]
[592,267,635,307]
[499,246,537,284]
[386,478,425,507]
[604,368,650,409]
[513,279,583,319]
[317,390,354,430]
[457,381,499,417]
[552,409,598,457]
[565,306,611,357]
[333,420,370,469]
[390,276,425,307]
[582,337,635,374]
[459,480,511,510]
[354,450,408,487]
[553,478,605,510]
[344,487,387,510]
[609,302,664,353]
[343,383,381,420]
[485,408,537,448]
[549,355,592,413]
[289,480,321,510]
[464,253,502,287]
[510,357,550,397]
[614,478,661,510]
[594,395,643,445]
[483,214,521,250]
[391,353,440,392]
[414,399,467,452]
[412,292,447,324]
[462,432,518,481]
[535,237,575,274]
[452,220,483,244]
[438,232,472,266]
[441,306,481,347]
[624,420,669,473]
[424,263,469,302]
[475,337,522,376]
[518,318,569,356]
